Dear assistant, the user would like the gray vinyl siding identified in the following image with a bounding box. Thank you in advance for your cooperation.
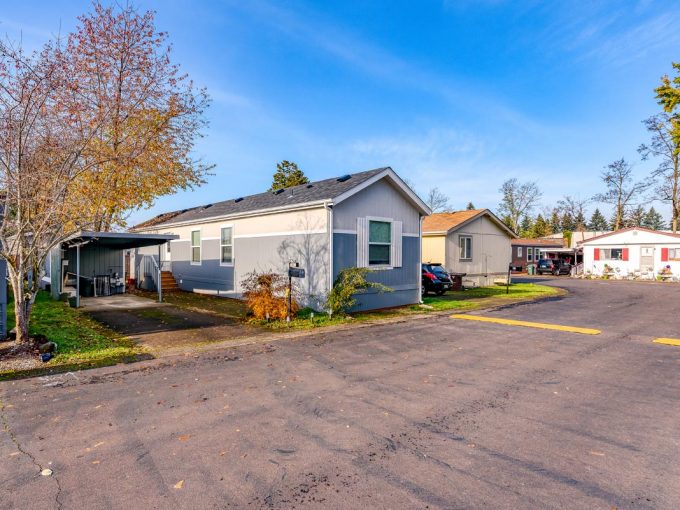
[64,245,124,280]
[170,233,330,309]
[333,179,420,234]
[444,215,513,287]
[171,239,234,294]
[333,233,419,311]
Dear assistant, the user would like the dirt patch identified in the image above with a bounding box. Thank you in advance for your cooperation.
[86,304,262,351]
[0,338,45,373]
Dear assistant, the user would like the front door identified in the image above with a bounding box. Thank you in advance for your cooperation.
[640,246,654,272]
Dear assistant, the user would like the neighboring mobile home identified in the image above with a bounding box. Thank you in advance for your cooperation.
[511,238,565,271]
[132,167,431,311]
[580,227,680,279]
[422,209,516,287]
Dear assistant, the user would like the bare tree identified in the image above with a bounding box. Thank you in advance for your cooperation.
[0,3,211,343]
[639,114,680,232]
[426,187,451,213]
[557,195,589,243]
[593,158,650,231]
[497,178,542,233]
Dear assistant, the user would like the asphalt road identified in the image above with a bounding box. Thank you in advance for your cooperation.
[1,278,679,509]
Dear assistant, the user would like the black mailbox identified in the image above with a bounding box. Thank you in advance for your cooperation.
[288,267,305,278]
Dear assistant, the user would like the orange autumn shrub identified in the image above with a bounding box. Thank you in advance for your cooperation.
[241,271,299,320]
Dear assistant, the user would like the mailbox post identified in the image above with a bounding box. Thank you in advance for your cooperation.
[287,262,305,323]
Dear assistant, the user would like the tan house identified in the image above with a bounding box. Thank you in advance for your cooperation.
[422,209,517,287]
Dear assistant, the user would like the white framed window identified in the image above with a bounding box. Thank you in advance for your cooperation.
[368,220,391,266]
[600,248,623,260]
[670,248,680,260]
[220,226,233,265]
[191,230,201,264]
[527,247,533,262]
[459,235,472,261]
[517,246,523,257]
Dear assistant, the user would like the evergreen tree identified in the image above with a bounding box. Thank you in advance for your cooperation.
[588,208,609,231]
[561,212,576,232]
[574,211,587,231]
[519,215,534,237]
[466,202,476,210]
[270,160,309,190]
[549,209,561,234]
[530,214,551,238]
[642,207,666,230]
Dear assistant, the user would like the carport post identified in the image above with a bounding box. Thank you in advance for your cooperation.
[76,244,80,308]
[157,244,162,303]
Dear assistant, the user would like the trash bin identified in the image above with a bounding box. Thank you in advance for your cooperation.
[449,272,466,291]
[527,264,535,276]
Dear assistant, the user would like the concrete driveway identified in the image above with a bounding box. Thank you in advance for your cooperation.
[1,278,679,509]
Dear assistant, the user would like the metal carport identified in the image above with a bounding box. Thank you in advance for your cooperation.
[55,231,178,307]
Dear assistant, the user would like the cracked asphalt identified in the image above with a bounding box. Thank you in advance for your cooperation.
[1,278,679,509]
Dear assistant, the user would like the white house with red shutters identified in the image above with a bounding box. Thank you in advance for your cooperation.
[580,227,680,280]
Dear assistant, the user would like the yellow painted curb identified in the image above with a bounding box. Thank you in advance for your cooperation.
[451,314,601,335]
[653,338,680,347]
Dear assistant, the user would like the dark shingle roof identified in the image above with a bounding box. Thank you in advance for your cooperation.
[133,167,389,230]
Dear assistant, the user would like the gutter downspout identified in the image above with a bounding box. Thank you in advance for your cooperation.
[326,202,334,302]
[419,215,423,303]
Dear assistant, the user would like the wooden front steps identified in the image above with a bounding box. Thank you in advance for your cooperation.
[160,271,180,292]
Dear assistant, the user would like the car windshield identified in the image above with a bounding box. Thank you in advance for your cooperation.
[431,266,447,275]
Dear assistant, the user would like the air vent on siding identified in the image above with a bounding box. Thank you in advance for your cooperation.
[336,174,351,182]
[234,197,244,203]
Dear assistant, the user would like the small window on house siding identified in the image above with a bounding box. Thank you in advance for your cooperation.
[221,227,233,264]
[527,247,533,261]
[517,246,523,257]
[670,248,680,260]
[599,248,623,260]
[459,236,472,260]
[191,230,201,263]
[368,220,391,265]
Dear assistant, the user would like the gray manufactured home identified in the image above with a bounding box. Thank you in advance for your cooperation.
[132,167,430,311]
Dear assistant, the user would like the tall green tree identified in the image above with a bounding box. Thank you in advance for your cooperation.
[519,215,534,237]
[642,207,666,230]
[270,160,309,190]
[588,208,609,231]
[549,209,561,234]
[529,214,551,238]
[639,63,680,232]
[497,178,542,233]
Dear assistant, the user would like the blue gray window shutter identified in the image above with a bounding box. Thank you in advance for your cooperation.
[357,217,368,267]
[391,220,402,267]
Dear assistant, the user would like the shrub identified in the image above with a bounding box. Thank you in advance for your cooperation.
[325,267,392,317]
[241,271,299,320]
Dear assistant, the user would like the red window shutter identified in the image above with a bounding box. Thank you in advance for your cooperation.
[593,248,600,261]
[622,248,629,261]
[661,248,669,262]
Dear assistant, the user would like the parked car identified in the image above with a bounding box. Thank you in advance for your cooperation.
[422,263,453,295]
[536,258,572,276]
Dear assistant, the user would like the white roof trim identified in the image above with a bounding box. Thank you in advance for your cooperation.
[332,167,431,215]
[133,200,329,231]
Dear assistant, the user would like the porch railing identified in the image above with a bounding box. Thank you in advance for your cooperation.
[135,254,160,291]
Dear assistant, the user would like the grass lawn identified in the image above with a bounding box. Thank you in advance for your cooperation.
[1,291,142,380]
[254,283,563,331]
[421,282,563,311]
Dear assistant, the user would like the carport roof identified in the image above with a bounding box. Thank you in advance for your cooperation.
[63,231,178,250]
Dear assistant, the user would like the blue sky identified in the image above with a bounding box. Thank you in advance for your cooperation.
[2,0,679,225]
